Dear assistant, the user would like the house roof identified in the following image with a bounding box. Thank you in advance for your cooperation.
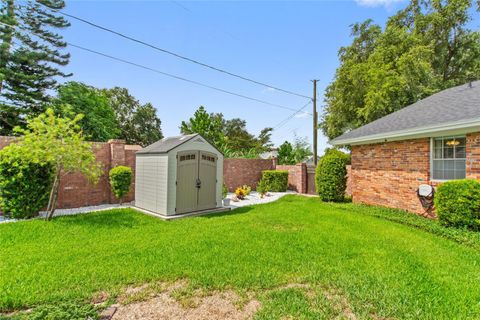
[136,134,199,154]
[330,81,480,146]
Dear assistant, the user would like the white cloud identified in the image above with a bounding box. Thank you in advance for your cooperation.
[294,111,310,119]
[262,87,277,93]
[355,0,404,8]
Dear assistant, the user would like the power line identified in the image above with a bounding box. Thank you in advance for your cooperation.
[272,100,312,131]
[68,43,310,113]
[35,5,311,99]
[0,21,311,114]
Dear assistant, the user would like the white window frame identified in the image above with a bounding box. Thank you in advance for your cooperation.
[430,135,466,182]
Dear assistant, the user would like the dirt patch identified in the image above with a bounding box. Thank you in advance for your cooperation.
[322,288,357,320]
[112,281,260,320]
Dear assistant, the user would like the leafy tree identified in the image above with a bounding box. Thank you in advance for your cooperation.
[211,113,273,153]
[53,82,120,142]
[322,0,480,140]
[277,136,312,165]
[13,108,102,220]
[292,136,312,163]
[181,107,272,155]
[277,141,295,165]
[180,106,226,149]
[103,87,163,146]
[0,0,70,134]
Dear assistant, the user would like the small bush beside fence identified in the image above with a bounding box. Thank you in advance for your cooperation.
[0,144,54,219]
[260,170,288,192]
[315,149,350,202]
[109,166,133,204]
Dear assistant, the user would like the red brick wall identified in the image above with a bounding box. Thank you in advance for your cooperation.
[223,158,275,191]
[0,136,141,210]
[351,138,431,214]
[276,163,307,193]
[351,133,480,215]
[467,132,480,179]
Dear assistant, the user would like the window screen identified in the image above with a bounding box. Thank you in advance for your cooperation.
[432,136,466,180]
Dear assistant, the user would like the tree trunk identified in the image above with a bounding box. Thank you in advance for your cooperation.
[46,168,61,221]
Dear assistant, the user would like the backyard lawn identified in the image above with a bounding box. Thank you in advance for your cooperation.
[1,195,480,319]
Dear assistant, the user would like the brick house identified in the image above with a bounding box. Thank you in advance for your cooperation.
[330,81,480,215]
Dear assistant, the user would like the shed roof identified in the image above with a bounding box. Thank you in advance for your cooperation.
[136,134,200,154]
[330,81,480,145]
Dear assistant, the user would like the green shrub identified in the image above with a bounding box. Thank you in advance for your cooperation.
[434,179,480,230]
[223,183,228,198]
[109,166,133,204]
[261,170,288,192]
[0,144,54,219]
[242,184,252,195]
[315,149,350,202]
[256,178,270,197]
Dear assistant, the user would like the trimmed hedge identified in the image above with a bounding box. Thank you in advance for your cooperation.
[109,166,133,203]
[434,179,480,231]
[0,144,54,219]
[315,149,350,202]
[261,170,288,192]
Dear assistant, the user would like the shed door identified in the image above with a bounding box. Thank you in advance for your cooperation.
[176,151,199,214]
[197,152,217,211]
[176,150,218,214]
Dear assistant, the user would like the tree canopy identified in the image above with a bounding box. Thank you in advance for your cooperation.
[103,87,163,146]
[277,136,312,165]
[0,0,70,134]
[181,106,273,157]
[53,82,120,142]
[322,0,480,140]
[181,106,225,149]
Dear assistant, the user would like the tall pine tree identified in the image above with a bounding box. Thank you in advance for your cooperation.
[0,0,70,135]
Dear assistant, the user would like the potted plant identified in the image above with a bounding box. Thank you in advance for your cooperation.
[222,184,230,206]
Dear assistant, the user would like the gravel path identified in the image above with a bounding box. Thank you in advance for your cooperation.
[226,191,295,209]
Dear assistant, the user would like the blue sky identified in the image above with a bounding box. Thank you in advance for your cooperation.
[58,0,475,151]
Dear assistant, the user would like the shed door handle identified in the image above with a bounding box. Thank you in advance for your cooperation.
[195,178,201,188]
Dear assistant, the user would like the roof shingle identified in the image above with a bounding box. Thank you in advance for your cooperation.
[330,81,480,145]
[136,134,199,154]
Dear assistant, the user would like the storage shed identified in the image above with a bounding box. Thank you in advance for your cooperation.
[135,134,224,216]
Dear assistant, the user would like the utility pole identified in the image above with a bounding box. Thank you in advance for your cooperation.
[312,80,319,166]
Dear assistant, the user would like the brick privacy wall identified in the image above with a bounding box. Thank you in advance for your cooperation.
[0,136,141,209]
[223,158,275,191]
[276,164,307,193]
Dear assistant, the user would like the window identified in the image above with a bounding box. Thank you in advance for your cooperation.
[179,154,196,162]
[431,136,466,180]
[201,154,215,162]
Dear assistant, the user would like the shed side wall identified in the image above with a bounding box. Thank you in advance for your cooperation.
[135,155,168,214]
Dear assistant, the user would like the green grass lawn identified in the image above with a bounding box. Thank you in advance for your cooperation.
[1,195,480,319]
